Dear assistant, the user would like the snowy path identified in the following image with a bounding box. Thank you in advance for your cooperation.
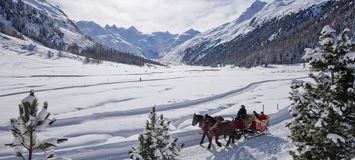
[178,107,293,160]
[56,106,292,160]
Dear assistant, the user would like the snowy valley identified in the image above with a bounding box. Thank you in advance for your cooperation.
[0,33,308,159]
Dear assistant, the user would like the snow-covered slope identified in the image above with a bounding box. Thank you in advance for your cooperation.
[163,0,329,64]
[76,21,143,57]
[77,21,200,59]
[0,32,107,67]
[0,0,94,49]
[160,29,201,58]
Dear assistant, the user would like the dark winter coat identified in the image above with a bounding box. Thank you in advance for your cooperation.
[237,108,247,118]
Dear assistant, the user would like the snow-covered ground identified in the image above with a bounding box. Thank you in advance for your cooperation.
[0,33,308,159]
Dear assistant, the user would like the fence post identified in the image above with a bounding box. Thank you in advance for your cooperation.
[277,104,279,110]
[262,104,264,112]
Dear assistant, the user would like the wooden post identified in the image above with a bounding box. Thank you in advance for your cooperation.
[277,104,279,110]
[262,104,264,112]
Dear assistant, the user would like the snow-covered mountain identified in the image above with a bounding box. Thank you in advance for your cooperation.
[77,21,200,59]
[163,0,353,67]
[76,21,143,57]
[0,0,93,49]
[0,0,161,66]
[162,0,268,63]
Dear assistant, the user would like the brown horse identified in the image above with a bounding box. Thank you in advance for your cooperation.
[206,120,236,149]
[192,113,224,145]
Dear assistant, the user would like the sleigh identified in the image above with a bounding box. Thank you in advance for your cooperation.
[192,113,270,149]
[233,114,270,139]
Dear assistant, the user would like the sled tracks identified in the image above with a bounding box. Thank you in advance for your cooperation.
[54,77,307,127]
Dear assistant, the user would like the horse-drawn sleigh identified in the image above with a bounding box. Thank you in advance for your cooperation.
[192,113,270,149]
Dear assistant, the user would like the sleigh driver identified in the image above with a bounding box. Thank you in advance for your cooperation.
[236,105,247,120]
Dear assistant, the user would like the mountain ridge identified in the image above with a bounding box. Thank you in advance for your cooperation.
[162,0,352,67]
[77,21,200,59]
[162,0,268,63]
[0,0,162,66]
[190,0,354,67]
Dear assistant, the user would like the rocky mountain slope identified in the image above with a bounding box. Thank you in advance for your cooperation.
[0,0,92,49]
[77,21,200,59]
[0,0,161,66]
[164,0,354,67]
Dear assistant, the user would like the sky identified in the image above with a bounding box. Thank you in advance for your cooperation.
[48,0,255,34]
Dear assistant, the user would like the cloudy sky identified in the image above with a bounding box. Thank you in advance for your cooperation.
[48,0,254,34]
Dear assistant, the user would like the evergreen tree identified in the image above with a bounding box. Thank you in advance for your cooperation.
[288,26,355,159]
[129,107,182,160]
[5,90,69,160]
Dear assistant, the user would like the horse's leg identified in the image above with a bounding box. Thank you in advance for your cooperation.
[200,132,206,145]
[232,135,235,143]
[207,135,212,149]
[215,136,222,147]
[226,136,232,147]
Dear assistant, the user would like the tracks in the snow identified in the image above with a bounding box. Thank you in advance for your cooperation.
[0,76,303,160]
[0,76,186,97]
[52,77,305,128]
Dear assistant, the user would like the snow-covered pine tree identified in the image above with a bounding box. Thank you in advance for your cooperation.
[129,107,182,160]
[288,26,355,159]
[5,90,69,160]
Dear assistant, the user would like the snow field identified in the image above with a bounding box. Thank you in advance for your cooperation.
[0,33,308,159]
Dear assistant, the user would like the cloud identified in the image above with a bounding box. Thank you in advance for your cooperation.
[48,0,254,34]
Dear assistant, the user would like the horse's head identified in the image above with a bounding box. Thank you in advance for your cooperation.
[192,113,203,126]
